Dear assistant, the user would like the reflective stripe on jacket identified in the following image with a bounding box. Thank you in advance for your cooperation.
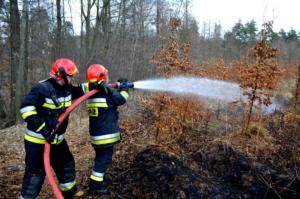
[24,129,64,144]
[87,87,128,147]
[20,78,85,144]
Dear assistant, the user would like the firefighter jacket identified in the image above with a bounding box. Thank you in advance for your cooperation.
[86,87,129,148]
[20,78,85,144]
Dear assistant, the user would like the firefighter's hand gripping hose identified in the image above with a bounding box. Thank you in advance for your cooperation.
[43,81,134,199]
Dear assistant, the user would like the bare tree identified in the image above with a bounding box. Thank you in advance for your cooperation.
[55,0,62,58]
[17,0,29,113]
[80,0,97,65]
[156,0,161,36]
[295,63,300,111]
[120,0,127,39]
[91,0,101,48]
[101,0,111,60]
[9,0,20,123]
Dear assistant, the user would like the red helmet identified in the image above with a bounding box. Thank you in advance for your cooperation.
[86,64,108,82]
[50,58,79,79]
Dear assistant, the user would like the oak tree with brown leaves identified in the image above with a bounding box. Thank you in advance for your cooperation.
[239,22,282,131]
[149,18,205,143]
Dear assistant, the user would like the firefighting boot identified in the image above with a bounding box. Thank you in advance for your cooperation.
[63,187,84,199]
[86,181,108,195]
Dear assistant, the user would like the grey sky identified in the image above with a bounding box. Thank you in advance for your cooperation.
[191,0,300,32]
[67,0,300,34]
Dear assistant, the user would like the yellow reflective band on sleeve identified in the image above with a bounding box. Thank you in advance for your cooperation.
[24,130,65,145]
[82,82,90,93]
[87,103,108,108]
[59,180,76,192]
[42,101,72,109]
[91,136,120,145]
[65,101,72,107]
[24,134,46,144]
[21,110,37,119]
[90,175,104,182]
[42,103,62,109]
[36,123,46,133]
[120,91,129,100]
[20,106,36,113]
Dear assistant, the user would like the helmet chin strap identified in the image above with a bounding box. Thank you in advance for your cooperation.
[58,67,69,86]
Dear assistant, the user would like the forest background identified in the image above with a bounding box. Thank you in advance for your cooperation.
[1,0,300,126]
[1,1,300,198]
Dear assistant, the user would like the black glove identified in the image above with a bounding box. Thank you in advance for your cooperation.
[89,81,106,91]
[117,78,129,91]
[89,81,113,96]
[41,126,56,144]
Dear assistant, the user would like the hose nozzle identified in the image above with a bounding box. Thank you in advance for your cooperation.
[125,82,134,88]
[109,81,134,89]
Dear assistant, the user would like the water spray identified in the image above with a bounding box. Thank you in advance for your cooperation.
[106,76,283,115]
[133,76,242,101]
[129,76,284,114]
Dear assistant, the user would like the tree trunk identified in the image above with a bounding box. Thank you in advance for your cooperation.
[83,0,96,65]
[16,0,29,123]
[80,0,84,64]
[156,0,160,37]
[0,94,7,120]
[85,0,91,63]
[9,0,20,123]
[295,63,300,111]
[55,0,62,58]
[121,0,126,39]
[24,1,29,93]
[88,0,101,64]
[102,0,111,60]
[184,0,189,30]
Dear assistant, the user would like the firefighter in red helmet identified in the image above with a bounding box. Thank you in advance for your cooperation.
[50,58,79,79]
[19,58,104,199]
[85,64,129,195]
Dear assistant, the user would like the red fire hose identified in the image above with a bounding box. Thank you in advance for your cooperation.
[43,81,134,198]
[43,89,99,199]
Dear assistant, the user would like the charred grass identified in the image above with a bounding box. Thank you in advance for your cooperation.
[0,93,299,199]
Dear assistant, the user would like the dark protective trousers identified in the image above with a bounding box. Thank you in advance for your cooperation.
[21,140,77,199]
[89,146,114,190]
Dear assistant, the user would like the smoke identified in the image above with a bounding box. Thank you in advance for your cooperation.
[261,97,286,115]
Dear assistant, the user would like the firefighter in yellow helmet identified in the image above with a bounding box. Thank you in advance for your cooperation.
[85,64,129,195]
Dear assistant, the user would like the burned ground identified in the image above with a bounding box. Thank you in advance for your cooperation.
[0,100,299,199]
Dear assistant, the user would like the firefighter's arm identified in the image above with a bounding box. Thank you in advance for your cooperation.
[111,89,128,105]
[79,81,129,104]
[112,78,129,105]
[85,80,128,105]
[76,82,103,97]
[19,84,47,133]
[70,83,86,99]
[84,81,111,95]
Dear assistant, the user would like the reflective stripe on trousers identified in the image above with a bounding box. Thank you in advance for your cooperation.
[59,180,76,191]
[90,170,104,182]
[90,132,120,145]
